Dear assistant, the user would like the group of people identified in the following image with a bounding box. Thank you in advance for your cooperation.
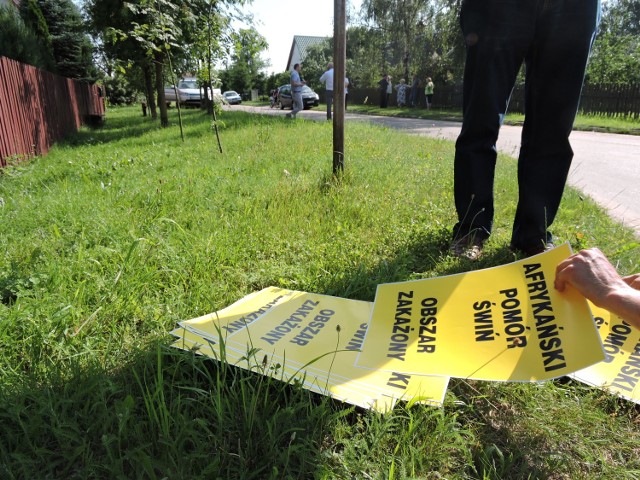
[286,62,350,121]
[392,75,435,109]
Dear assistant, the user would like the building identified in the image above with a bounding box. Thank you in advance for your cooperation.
[285,35,328,72]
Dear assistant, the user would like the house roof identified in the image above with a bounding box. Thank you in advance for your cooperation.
[285,35,328,72]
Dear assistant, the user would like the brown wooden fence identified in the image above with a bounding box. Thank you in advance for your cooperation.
[0,56,105,166]
[348,83,640,119]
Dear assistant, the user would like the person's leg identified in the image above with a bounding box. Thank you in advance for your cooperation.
[453,0,536,244]
[510,0,601,253]
[291,91,303,117]
[326,90,333,119]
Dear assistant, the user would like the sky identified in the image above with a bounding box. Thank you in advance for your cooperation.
[236,0,363,74]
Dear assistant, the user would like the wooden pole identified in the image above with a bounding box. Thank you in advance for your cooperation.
[333,0,346,175]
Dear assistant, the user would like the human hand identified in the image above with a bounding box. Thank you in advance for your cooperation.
[554,248,629,309]
[624,273,640,290]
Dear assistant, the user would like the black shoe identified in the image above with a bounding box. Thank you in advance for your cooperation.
[512,242,556,258]
[450,234,485,261]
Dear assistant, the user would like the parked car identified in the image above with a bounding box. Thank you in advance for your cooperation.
[222,90,242,105]
[276,85,319,110]
[164,78,221,107]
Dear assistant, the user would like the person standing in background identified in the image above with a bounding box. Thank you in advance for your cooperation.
[450,0,601,260]
[410,74,420,107]
[319,62,334,120]
[344,76,350,110]
[287,63,305,119]
[378,74,389,108]
[424,77,434,110]
[395,79,408,107]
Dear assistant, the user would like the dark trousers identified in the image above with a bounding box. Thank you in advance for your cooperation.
[380,90,387,108]
[326,90,333,119]
[453,0,600,251]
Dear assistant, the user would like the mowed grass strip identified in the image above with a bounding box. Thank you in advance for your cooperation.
[0,106,638,479]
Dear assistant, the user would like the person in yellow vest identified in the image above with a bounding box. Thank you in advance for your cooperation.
[424,77,434,110]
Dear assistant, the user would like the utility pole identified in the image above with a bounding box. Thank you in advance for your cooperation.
[333,0,346,175]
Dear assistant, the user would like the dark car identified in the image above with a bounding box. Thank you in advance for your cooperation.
[276,85,319,110]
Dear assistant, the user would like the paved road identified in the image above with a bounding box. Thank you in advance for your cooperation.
[232,104,640,237]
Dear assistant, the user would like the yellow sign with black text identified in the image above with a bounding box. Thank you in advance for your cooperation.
[174,288,449,411]
[570,303,640,404]
[355,243,605,381]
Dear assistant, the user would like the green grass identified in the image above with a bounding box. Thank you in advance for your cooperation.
[0,106,638,479]
[346,104,640,135]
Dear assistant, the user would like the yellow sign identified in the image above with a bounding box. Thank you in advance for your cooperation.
[355,244,604,381]
[221,291,449,408]
[570,303,640,404]
[173,289,449,411]
[179,286,299,345]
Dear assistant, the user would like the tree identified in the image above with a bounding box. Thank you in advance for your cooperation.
[0,5,54,69]
[219,27,267,94]
[87,0,159,116]
[586,0,640,86]
[361,0,427,80]
[353,0,464,87]
[299,39,333,91]
[21,0,97,80]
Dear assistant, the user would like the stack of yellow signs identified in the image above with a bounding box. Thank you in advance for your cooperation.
[170,287,450,413]
[355,243,604,382]
[171,243,616,411]
[569,303,640,404]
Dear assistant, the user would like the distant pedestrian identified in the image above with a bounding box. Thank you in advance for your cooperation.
[410,74,420,107]
[395,79,408,107]
[344,76,350,110]
[386,76,393,106]
[424,77,434,110]
[378,74,389,108]
[288,63,305,119]
[319,62,334,120]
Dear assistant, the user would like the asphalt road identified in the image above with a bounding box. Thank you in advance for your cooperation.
[231,104,640,238]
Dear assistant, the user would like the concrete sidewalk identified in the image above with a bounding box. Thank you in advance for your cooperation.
[233,104,640,237]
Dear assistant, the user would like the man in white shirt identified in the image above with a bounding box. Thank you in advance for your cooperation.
[319,62,334,120]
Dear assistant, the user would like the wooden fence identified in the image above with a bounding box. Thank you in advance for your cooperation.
[348,83,640,119]
[0,56,105,166]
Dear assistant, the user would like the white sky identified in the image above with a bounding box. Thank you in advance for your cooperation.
[236,0,363,74]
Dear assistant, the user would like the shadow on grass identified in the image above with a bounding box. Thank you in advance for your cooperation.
[0,341,336,479]
[63,107,293,150]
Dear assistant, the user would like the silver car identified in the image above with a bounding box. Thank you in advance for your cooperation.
[223,91,242,105]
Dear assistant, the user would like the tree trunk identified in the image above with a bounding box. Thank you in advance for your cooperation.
[143,62,157,119]
[154,51,168,127]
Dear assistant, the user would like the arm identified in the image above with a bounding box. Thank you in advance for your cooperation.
[291,72,305,88]
[555,248,640,329]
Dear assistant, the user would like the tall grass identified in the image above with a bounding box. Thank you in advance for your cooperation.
[0,106,638,478]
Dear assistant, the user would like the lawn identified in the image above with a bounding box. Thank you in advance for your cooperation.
[0,106,638,479]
